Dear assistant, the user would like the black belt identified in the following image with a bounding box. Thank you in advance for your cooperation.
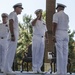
[0,37,4,39]
[41,36,43,38]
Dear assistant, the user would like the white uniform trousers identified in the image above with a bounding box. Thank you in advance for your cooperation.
[0,38,8,71]
[55,30,69,75]
[32,35,45,71]
[4,31,18,72]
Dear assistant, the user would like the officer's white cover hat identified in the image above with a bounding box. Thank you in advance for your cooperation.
[1,13,8,17]
[35,9,43,14]
[56,3,66,9]
[13,3,23,9]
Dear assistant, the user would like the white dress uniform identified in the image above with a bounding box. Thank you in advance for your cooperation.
[4,11,19,72]
[32,19,47,72]
[0,23,9,71]
[53,10,69,74]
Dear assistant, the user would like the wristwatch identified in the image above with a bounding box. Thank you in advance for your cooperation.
[11,34,14,37]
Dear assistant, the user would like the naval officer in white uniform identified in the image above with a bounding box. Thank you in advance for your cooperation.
[31,9,47,73]
[0,13,9,73]
[52,3,69,75]
[4,3,23,73]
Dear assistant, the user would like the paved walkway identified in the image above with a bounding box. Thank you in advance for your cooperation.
[0,71,74,75]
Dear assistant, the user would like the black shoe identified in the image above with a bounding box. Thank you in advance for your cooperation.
[0,69,3,73]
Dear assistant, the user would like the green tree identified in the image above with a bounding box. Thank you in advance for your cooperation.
[68,30,75,72]
[69,30,75,58]
[42,11,46,21]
